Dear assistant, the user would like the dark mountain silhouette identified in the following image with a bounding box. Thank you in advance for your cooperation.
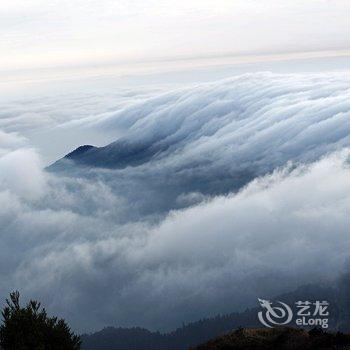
[49,139,169,171]
[81,282,347,350]
[65,145,95,160]
[81,309,260,350]
[47,140,257,208]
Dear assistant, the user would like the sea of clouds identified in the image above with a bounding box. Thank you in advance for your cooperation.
[1,72,350,332]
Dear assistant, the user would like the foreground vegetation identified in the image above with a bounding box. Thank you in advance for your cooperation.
[194,327,350,350]
[0,291,81,350]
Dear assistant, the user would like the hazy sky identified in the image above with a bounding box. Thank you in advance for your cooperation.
[1,0,350,73]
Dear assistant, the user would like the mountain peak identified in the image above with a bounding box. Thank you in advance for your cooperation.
[64,145,95,160]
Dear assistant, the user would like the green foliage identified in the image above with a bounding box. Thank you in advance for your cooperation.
[0,291,81,350]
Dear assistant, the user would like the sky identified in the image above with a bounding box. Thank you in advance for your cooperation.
[1,0,350,76]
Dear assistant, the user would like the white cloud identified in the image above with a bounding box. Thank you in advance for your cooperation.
[3,150,350,332]
[0,130,26,150]
[0,149,46,200]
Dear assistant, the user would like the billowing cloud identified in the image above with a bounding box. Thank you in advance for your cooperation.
[0,86,163,163]
[53,72,350,218]
[1,72,350,333]
[0,130,26,154]
[0,148,45,200]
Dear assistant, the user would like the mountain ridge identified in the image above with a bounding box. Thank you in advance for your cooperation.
[81,282,346,350]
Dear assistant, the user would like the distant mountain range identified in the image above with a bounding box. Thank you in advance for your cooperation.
[81,282,349,350]
[80,308,261,350]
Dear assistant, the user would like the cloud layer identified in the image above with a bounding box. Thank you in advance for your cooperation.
[1,72,350,332]
[55,72,350,217]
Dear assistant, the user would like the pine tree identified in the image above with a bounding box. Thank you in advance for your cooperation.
[0,291,81,350]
